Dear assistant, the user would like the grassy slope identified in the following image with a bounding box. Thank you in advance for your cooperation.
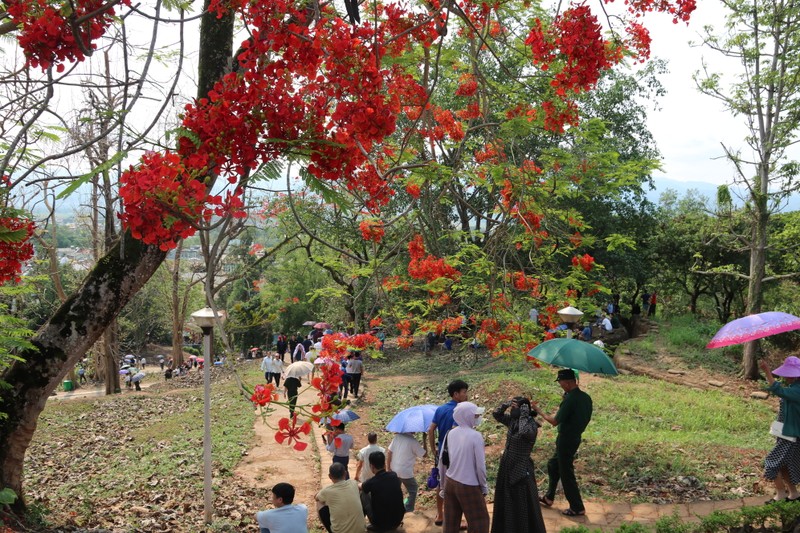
[369,339,775,504]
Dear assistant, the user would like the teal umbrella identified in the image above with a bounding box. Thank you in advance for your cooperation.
[528,338,618,376]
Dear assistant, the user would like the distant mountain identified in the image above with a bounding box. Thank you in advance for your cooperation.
[649,176,800,212]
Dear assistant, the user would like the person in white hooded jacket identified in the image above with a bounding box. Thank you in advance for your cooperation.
[439,402,489,533]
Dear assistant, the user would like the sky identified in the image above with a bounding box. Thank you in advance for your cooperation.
[643,0,751,185]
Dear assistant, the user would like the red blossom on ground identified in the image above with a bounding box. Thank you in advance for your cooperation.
[275,416,312,451]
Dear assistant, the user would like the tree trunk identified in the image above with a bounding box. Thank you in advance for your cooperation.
[103,319,121,394]
[0,0,234,511]
[171,243,186,368]
[0,235,166,509]
[743,179,770,380]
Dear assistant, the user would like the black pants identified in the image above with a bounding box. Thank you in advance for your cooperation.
[287,392,298,417]
[339,374,351,399]
[332,455,350,479]
[349,373,362,397]
[318,506,333,533]
[270,372,281,387]
[546,438,584,512]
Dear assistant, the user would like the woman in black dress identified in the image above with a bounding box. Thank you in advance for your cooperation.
[491,396,547,533]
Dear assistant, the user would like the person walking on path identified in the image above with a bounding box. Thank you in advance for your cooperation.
[270,353,283,387]
[261,353,272,382]
[439,401,489,533]
[534,368,593,517]
[277,333,288,362]
[387,432,426,512]
[427,379,469,526]
[284,375,302,418]
[355,432,385,484]
[760,357,800,503]
[325,424,355,479]
[491,396,547,533]
[255,482,308,533]
[316,463,365,533]
[648,291,658,317]
[346,353,364,398]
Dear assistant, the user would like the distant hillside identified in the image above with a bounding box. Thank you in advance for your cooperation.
[649,176,800,212]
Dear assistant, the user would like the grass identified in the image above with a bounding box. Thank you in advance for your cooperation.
[626,314,742,375]
[366,347,775,504]
[18,336,782,531]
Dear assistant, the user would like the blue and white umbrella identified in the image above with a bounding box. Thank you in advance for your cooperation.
[332,409,360,423]
[386,404,438,433]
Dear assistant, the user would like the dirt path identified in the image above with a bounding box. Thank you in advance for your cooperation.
[236,368,771,532]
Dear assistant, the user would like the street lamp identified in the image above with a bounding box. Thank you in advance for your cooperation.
[557,306,584,339]
[191,306,226,525]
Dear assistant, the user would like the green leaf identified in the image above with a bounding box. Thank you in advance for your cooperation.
[301,168,353,210]
[0,225,28,244]
[57,151,127,200]
[0,487,17,505]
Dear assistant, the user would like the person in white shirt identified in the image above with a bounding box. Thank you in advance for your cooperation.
[439,402,488,533]
[601,314,613,333]
[387,432,426,511]
[260,355,272,382]
[355,432,385,483]
[255,482,308,533]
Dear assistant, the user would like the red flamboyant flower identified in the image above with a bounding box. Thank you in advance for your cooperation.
[359,219,385,243]
[369,317,383,328]
[275,416,312,451]
[571,253,595,272]
[397,336,414,348]
[251,383,278,406]
[0,216,35,285]
[405,183,421,199]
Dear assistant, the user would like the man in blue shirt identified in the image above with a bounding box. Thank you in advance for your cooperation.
[427,379,469,526]
[255,482,308,533]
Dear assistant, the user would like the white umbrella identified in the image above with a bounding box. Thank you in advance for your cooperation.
[284,361,314,378]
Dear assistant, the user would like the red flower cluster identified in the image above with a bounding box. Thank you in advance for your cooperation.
[0,215,35,285]
[369,317,383,328]
[251,383,278,406]
[571,253,595,272]
[455,74,479,97]
[359,219,385,243]
[406,235,461,283]
[118,0,427,249]
[6,0,129,70]
[405,183,421,199]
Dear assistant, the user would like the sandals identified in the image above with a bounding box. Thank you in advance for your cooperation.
[538,495,554,507]
[562,508,586,517]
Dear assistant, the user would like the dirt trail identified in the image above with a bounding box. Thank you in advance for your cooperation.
[235,371,775,533]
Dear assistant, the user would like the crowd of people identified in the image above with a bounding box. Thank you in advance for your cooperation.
[255,370,594,533]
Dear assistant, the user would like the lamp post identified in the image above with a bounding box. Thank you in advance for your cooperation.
[557,306,584,339]
[191,306,226,525]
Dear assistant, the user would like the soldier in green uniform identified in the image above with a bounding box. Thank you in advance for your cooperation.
[533,368,593,517]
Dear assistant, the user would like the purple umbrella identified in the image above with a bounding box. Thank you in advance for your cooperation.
[706,312,800,349]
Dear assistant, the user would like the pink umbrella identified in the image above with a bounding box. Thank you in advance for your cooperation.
[314,322,330,330]
[706,312,800,349]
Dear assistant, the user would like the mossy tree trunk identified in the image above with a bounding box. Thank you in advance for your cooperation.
[0,0,234,512]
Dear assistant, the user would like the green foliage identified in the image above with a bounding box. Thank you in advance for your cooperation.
[0,487,17,505]
[55,150,126,200]
[0,282,36,420]
[654,514,692,533]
